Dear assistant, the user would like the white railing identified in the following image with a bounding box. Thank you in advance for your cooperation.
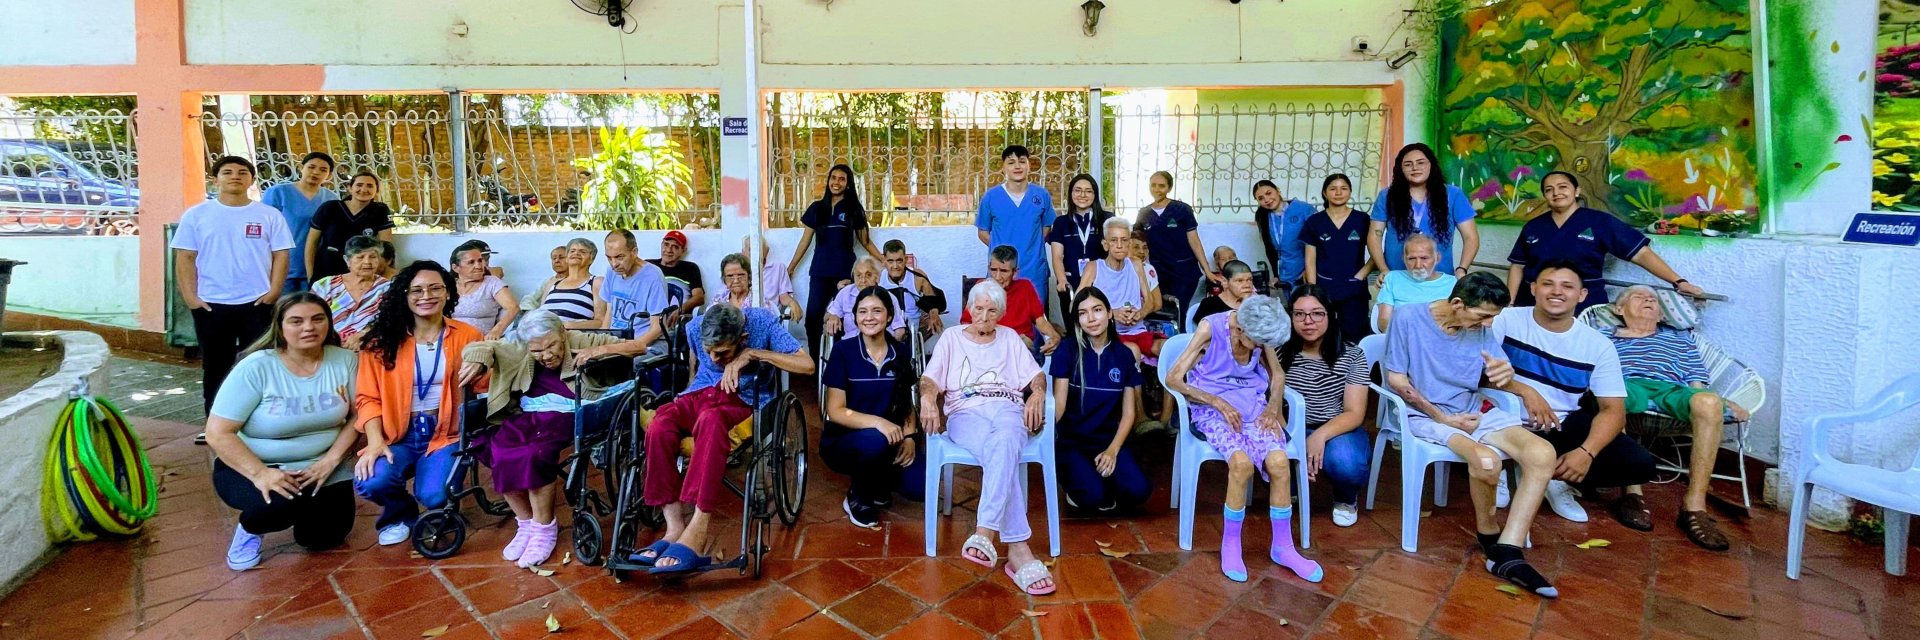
[0,108,141,234]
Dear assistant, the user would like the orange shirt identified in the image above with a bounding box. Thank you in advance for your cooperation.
[354,320,487,453]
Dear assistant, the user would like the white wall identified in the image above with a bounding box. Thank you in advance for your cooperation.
[0,331,111,591]
[0,236,141,328]
[0,0,135,66]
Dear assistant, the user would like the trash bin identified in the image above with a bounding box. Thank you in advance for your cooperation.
[0,258,23,335]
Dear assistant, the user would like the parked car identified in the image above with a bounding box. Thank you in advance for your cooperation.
[0,139,140,235]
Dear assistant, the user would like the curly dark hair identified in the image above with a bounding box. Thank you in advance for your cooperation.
[361,260,461,369]
[1384,143,1452,245]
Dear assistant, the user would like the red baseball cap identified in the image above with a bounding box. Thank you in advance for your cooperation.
[663,230,688,247]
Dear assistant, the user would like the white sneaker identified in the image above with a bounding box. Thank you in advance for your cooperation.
[1495,474,1511,509]
[226,523,262,571]
[1545,480,1589,523]
[378,522,411,546]
[1332,503,1358,527]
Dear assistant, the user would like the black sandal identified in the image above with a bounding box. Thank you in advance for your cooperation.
[1678,510,1730,551]
[1611,494,1653,531]
[1485,544,1558,598]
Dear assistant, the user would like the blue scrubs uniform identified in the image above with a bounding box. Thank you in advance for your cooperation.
[819,336,926,504]
[1049,341,1150,511]
[976,184,1056,294]
[1371,184,1477,274]
[1140,200,1203,314]
[1301,209,1375,339]
[1507,207,1650,312]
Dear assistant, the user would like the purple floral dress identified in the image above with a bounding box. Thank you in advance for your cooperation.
[1186,312,1287,480]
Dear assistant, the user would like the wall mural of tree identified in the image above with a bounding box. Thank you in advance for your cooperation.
[1439,0,1759,231]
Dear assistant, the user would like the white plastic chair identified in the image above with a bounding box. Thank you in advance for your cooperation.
[1356,334,1526,553]
[1787,374,1920,579]
[923,385,1062,558]
[1156,333,1311,551]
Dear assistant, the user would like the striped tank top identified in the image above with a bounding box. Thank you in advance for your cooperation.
[540,275,598,321]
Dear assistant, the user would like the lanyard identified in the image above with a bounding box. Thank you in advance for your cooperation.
[1073,214,1092,249]
[413,328,446,403]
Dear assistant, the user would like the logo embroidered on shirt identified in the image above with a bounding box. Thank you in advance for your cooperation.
[1525,235,1540,244]
[245,223,263,239]
[1577,229,1596,241]
[1348,230,1362,242]
[1109,367,1122,383]
[1318,234,1332,242]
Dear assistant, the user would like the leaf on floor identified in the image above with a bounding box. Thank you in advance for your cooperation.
[420,624,450,637]
[1699,604,1750,620]
[545,613,561,633]
[408,551,423,559]
[1095,540,1112,548]
[1042,558,1056,567]
[1278,618,1289,626]
[1495,584,1524,597]
[1098,547,1130,558]
[1420,511,1432,518]
[1574,539,1611,549]
[1107,522,1119,528]
[562,552,572,565]
[541,600,550,609]
[1022,610,1049,618]
[531,567,556,577]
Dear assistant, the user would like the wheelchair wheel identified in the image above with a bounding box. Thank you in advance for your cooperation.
[772,393,809,526]
[572,512,605,566]
[412,511,467,560]
[740,457,770,578]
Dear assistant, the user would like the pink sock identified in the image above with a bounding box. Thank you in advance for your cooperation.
[1269,506,1323,583]
[1220,506,1248,582]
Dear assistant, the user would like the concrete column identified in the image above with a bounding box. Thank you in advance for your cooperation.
[134,90,205,332]
[716,4,757,256]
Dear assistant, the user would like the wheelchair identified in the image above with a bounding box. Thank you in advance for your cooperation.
[567,311,691,566]
[409,391,515,559]
[603,337,810,579]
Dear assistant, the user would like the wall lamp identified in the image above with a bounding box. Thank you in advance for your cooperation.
[1081,0,1105,37]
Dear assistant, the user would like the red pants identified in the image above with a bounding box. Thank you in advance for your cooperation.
[643,386,753,512]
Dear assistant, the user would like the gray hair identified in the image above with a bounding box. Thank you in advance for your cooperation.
[567,237,599,260]
[514,309,567,343]
[852,257,881,277]
[1103,216,1132,236]
[968,278,1007,312]
[1236,294,1292,347]
[344,235,393,263]
[700,303,747,349]
[1402,233,1437,254]
[1612,284,1659,307]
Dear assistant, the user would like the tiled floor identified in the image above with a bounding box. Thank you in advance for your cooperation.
[3,357,1913,639]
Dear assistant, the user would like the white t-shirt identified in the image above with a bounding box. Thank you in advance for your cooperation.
[926,325,1041,417]
[1490,306,1625,419]
[169,199,295,305]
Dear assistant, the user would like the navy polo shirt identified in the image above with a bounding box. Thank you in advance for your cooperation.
[1046,210,1112,287]
[1507,207,1650,311]
[1048,340,1143,450]
[822,335,908,426]
[801,198,869,279]
[1139,200,1199,272]
[1301,209,1373,301]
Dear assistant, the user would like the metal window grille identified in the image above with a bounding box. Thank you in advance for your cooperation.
[1105,102,1391,220]
[0,106,140,234]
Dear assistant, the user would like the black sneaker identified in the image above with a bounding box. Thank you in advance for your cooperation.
[843,495,880,529]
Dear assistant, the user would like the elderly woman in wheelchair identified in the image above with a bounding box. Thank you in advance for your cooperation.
[919,279,1056,595]
[631,304,814,573]
[455,310,635,566]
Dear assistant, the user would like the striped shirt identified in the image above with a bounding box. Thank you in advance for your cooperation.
[540,276,598,322]
[1604,326,1707,386]
[1283,346,1369,424]
[310,275,390,346]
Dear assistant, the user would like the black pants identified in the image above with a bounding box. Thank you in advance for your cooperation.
[211,459,355,549]
[805,275,840,353]
[1331,291,1373,342]
[1537,400,1658,490]
[192,303,272,413]
[1055,288,1074,325]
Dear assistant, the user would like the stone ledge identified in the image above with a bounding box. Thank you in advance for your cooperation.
[1,311,180,362]
[0,331,114,597]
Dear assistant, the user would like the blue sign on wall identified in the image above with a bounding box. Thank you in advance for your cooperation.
[1842,213,1920,247]
[722,117,748,136]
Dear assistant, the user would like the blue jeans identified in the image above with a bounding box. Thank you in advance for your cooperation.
[283,277,309,295]
[1059,444,1150,511]
[819,426,926,504]
[355,411,461,528]
[1309,425,1371,505]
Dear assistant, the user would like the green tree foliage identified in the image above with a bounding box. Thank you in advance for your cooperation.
[572,125,694,230]
[1441,0,1751,214]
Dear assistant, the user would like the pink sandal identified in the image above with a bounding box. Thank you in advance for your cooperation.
[1005,560,1057,595]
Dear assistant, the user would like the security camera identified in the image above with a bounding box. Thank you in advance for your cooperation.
[1352,37,1372,54]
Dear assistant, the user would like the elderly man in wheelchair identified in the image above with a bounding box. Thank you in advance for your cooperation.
[630,303,814,573]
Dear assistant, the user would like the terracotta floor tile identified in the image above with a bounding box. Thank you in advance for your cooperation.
[796,523,889,559]
[884,557,981,605]
[1206,603,1301,640]
[486,594,617,640]
[1648,593,1754,640]
[1107,559,1163,599]
[1129,576,1229,633]
[243,599,364,640]
[328,567,427,596]
[567,573,654,611]
[459,569,562,616]
[938,581,1027,634]
[1084,601,1144,640]
[784,559,880,606]
[1029,603,1094,639]
[1238,576,1337,626]
[771,613,863,640]
[603,593,705,640]
[1537,601,1644,640]
[883,611,987,639]
[1341,573,1444,625]
[830,585,926,636]
[139,562,240,605]
[1428,600,1532,640]
[845,557,919,578]
[1307,602,1421,640]
[1438,572,1543,624]
[1050,555,1122,602]
[349,573,456,622]
[713,584,818,638]
[1369,552,1460,594]
[994,615,1038,640]
[133,596,284,640]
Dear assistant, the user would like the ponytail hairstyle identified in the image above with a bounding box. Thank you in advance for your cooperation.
[1252,179,1280,217]
[1384,143,1452,245]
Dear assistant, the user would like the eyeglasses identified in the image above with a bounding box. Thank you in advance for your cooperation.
[1292,310,1329,321]
[406,285,448,298]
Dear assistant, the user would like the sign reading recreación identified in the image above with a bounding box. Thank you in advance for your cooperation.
[1842,213,1920,247]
